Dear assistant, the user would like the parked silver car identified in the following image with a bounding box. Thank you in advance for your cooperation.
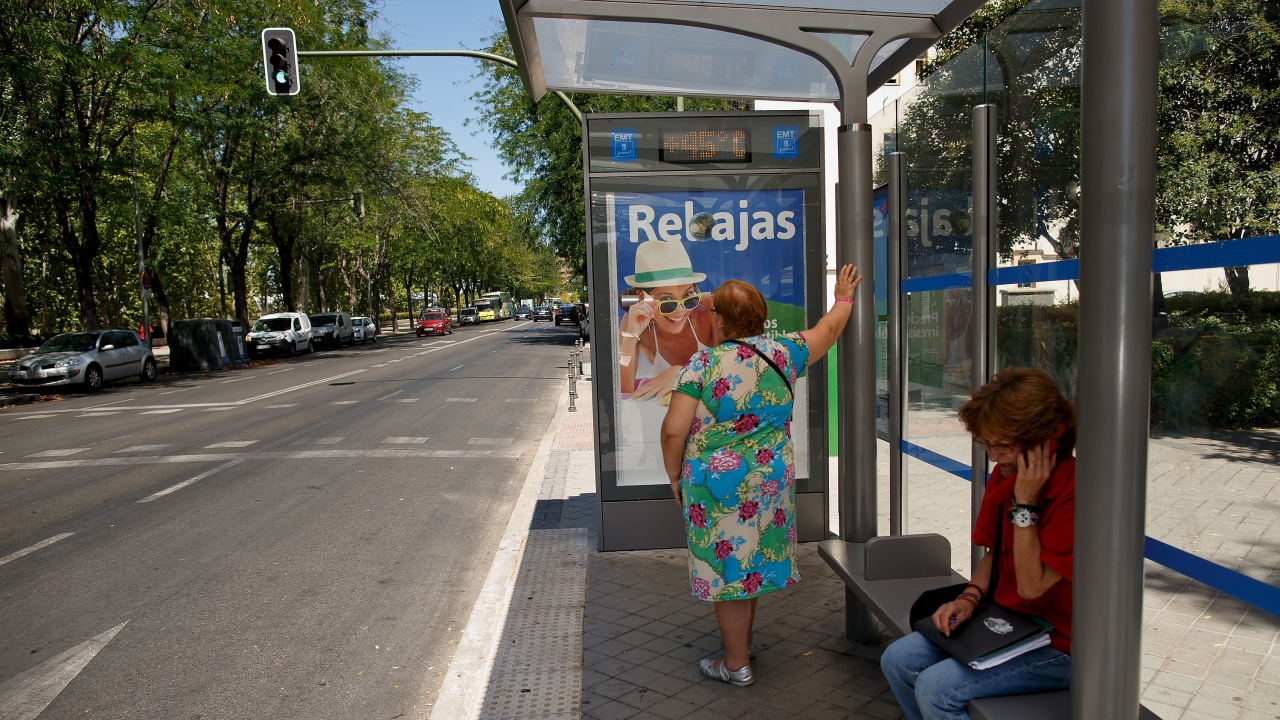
[7,330,157,391]
[308,312,354,348]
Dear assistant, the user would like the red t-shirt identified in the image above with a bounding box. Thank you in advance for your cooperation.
[972,456,1075,655]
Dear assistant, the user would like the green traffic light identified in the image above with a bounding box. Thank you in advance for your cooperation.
[275,70,289,85]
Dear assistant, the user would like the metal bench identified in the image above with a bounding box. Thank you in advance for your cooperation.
[818,535,1163,720]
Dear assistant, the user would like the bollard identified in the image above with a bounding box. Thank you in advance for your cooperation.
[568,350,577,412]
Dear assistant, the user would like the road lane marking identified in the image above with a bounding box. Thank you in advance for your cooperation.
[14,415,55,420]
[449,365,465,371]
[141,409,182,414]
[266,368,293,374]
[206,441,257,448]
[0,533,75,567]
[0,621,127,720]
[220,375,255,383]
[235,368,368,405]
[0,448,524,471]
[201,407,233,412]
[395,398,418,403]
[116,445,172,453]
[468,438,514,446]
[504,399,537,403]
[138,459,243,503]
[77,412,121,417]
[27,449,88,458]
[292,437,345,445]
[377,390,405,400]
[265,404,297,408]
[331,400,358,405]
[446,398,477,402]
[383,437,428,444]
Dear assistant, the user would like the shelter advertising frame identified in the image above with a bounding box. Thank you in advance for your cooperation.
[584,111,829,551]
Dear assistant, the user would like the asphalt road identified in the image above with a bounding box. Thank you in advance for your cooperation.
[0,319,581,719]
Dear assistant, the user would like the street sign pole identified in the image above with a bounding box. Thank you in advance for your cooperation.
[132,132,150,347]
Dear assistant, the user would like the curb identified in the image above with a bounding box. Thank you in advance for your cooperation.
[0,393,41,408]
[426,374,573,719]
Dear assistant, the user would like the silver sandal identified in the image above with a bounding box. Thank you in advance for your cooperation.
[699,656,755,687]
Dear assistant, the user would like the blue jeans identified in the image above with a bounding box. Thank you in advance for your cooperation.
[880,632,1072,720]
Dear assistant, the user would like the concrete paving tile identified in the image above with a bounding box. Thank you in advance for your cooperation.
[586,699,643,720]
[1240,710,1280,720]
[760,687,821,711]
[1214,657,1263,679]
[1252,680,1280,698]
[632,672,694,698]
[1196,678,1251,701]
[616,688,668,711]
[794,699,855,720]
[639,653,692,676]
[616,628,659,647]
[594,656,638,678]
[1145,684,1196,707]
[639,636,685,656]
[1140,699,1186,720]
[615,613,654,630]
[593,638,635,658]
[593,676,642,700]
[1152,670,1205,694]
[636,619,680,638]
[645,695,701,720]
[702,692,765,719]
[665,680,724,707]
[1187,693,1245,719]
[1164,659,1212,680]
[861,697,907,719]
[590,621,637,640]
[618,664,669,688]
[822,687,876,712]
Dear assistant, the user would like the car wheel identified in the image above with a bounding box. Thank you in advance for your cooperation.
[140,357,157,382]
[84,364,103,392]
[288,342,297,357]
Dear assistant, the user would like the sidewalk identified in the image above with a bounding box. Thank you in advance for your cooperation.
[432,354,1280,720]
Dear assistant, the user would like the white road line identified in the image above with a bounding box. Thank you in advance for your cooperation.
[138,460,243,503]
[116,445,172,453]
[0,621,127,720]
[14,415,55,420]
[266,368,293,374]
[220,376,255,383]
[0,449,524,471]
[331,400,358,405]
[504,399,537,403]
[235,368,368,405]
[446,398,477,403]
[27,448,88,458]
[292,437,345,445]
[468,438,514,446]
[141,409,182,415]
[382,437,428,444]
[0,533,75,567]
[206,441,257,448]
[201,407,233,412]
[395,398,418,403]
[377,390,405,400]
[449,365,465,371]
[77,412,121,417]
[265,404,297,408]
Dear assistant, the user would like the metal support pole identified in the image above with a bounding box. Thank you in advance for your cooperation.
[886,152,908,536]
[1074,2,1157,718]
[970,104,997,568]
[837,121,877,641]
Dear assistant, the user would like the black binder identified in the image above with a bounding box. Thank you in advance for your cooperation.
[914,603,1052,668]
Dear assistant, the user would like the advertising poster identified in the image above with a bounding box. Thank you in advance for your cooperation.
[607,189,808,487]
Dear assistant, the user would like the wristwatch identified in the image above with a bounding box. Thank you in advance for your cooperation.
[1009,504,1040,528]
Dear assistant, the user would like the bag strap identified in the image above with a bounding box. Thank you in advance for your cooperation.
[725,339,792,397]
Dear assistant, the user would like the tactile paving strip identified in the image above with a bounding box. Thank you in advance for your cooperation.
[478,527,588,719]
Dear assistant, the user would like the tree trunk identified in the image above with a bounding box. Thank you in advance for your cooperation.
[271,224,297,311]
[0,197,32,340]
[386,266,396,334]
[1224,266,1250,299]
[55,195,101,330]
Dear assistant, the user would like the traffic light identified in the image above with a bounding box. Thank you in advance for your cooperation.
[261,28,300,96]
[352,190,365,220]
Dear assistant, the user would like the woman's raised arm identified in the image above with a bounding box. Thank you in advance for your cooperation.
[803,264,861,366]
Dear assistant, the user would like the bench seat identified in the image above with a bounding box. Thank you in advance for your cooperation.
[817,535,966,638]
[969,691,1163,719]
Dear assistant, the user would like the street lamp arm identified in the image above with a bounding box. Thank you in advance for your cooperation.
[296,49,583,124]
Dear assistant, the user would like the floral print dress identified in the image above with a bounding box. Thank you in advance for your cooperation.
[673,332,809,601]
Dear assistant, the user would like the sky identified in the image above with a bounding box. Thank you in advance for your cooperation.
[368,2,521,199]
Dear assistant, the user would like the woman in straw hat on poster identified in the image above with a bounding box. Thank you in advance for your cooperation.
[619,239,717,403]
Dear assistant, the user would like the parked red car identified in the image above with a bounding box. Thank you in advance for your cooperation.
[416,309,453,336]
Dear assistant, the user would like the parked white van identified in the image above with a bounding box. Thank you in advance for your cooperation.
[247,312,313,358]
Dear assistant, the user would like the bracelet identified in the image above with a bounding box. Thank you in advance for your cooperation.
[955,593,980,607]
[965,583,985,598]
[835,297,854,305]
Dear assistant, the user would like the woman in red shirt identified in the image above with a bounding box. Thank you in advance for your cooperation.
[881,367,1075,720]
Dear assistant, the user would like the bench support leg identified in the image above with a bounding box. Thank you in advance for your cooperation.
[844,588,878,643]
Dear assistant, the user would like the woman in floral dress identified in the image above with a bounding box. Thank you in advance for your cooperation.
[660,264,862,687]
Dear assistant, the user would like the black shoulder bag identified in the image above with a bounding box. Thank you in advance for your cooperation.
[724,339,792,399]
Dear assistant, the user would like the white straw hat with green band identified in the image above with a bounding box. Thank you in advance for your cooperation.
[625,240,707,288]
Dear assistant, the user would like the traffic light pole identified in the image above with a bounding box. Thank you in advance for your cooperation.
[295,49,583,123]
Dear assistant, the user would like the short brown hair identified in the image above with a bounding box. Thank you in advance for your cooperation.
[959,367,1076,459]
[713,280,767,339]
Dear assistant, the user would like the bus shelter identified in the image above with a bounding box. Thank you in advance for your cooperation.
[500,1,1161,717]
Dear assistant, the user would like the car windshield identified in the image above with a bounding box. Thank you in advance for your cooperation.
[460,308,477,316]
[423,313,443,321]
[310,314,338,326]
[36,332,100,354]
[253,318,292,332]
